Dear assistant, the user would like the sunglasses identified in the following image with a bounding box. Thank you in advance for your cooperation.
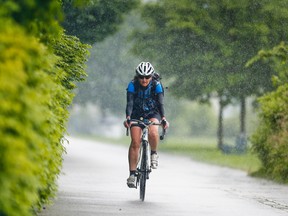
[138,75,152,80]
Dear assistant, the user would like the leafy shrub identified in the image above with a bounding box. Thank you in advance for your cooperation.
[0,17,89,216]
[0,19,60,215]
[251,43,288,183]
[251,84,288,182]
[0,0,89,215]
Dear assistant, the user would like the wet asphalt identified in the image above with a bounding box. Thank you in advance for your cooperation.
[39,137,288,216]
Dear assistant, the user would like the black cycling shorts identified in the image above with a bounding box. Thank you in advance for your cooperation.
[131,113,161,127]
[131,112,161,123]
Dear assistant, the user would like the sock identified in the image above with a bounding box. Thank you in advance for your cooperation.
[130,170,136,176]
[151,150,157,155]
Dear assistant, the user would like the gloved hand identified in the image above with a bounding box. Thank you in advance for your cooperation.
[123,116,131,128]
[161,118,169,129]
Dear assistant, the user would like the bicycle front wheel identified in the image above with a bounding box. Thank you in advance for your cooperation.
[139,143,148,201]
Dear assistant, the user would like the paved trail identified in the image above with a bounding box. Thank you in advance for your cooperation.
[39,137,288,216]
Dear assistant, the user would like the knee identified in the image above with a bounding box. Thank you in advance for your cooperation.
[149,129,159,139]
[130,139,140,149]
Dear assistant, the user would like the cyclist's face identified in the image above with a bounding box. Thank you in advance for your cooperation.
[138,75,152,87]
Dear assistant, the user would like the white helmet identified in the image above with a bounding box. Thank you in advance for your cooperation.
[135,62,155,76]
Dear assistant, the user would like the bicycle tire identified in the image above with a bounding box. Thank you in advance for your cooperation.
[139,142,147,201]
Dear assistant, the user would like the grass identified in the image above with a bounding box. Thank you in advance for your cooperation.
[159,137,261,173]
[76,134,261,174]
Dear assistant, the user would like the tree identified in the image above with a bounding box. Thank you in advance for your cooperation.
[73,11,142,117]
[61,0,140,44]
[131,0,288,149]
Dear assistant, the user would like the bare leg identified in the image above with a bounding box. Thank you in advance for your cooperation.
[128,126,142,171]
[148,118,160,152]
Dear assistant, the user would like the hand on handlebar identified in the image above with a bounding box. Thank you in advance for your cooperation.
[123,116,131,128]
[161,118,169,129]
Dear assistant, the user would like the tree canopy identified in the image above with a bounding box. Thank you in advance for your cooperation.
[132,0,288,102]
[131,0,288,147]
[73,11,142,116]
[61,0,140,44]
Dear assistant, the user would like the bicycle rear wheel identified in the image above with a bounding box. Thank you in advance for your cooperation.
[139,143,147,201]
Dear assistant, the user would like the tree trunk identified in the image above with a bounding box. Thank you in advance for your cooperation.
[236,97,247,153]
[217,99,224,150]
[240,97,246,134]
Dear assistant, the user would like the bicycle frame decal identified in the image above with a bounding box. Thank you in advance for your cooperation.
[142,128,148,142]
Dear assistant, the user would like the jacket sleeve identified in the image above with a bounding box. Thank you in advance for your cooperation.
[126,81,135,117]
[156,92,165,118]
[126,92,134,117]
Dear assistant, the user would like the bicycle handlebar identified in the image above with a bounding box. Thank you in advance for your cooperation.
[126,119,166,140]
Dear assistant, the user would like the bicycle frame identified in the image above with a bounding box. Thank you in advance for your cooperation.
[137,125,151,177]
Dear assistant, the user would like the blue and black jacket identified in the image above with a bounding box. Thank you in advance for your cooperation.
[126,79,165,120]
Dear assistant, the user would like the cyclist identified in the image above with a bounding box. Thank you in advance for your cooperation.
[124,62,169,188]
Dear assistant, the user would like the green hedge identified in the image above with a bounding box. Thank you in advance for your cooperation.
[0,1,89,215]
[0,19,57,215]
[251,84,288,183]
[251,43,288,183]
[0,16,89,216]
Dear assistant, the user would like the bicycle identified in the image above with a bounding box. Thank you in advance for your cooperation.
[126,118,166,201]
